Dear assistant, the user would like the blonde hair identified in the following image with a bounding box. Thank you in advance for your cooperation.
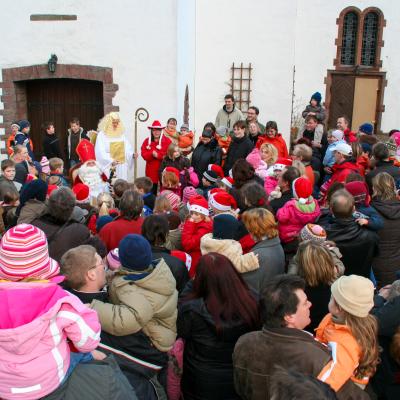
[97,112,124,136]
[49,157,64,172]
[242,208,279,241]
[167,143,180,159]
[153,194,172,214]
[97,192,115,216]
[260,143,278,164]
[296,241,336,287]
[293,144,312,162]
[343,312,379,379]
[351,142,363,159]
[372,172,397,201]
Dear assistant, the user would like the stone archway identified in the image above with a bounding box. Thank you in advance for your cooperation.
[0,64,119,156]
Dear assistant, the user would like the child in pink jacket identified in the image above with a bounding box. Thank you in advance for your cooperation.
[276,177,320,243]
[0,224,101,400]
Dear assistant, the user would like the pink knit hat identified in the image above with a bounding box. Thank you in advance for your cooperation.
[183,186,197,204]
[0,224,60,281]
[40,156,50,175]
[106,248,121,271]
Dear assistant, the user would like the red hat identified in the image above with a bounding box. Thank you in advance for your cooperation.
[164,166,180,180]
[208,164,224,179]
[188,194,209,216]
[171,250,192,272]
[209,191,237,211]
[76,139,96,164]
[72,183,90,203]
[345,181,369,206]
[221,176,234,189]
[146,120,165,150]
[148,120,165,130]
[273,157,292,171]
[292,177,312,204]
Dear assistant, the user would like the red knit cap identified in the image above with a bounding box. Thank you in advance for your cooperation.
[188,194,209,216]
[72,183,90,203]
[209,191,237,211]
[208,164,224,179]
[164,166,180,180]
[345,181,369,206]
[292,177,312,204]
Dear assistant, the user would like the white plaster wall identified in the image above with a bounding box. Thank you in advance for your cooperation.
[294,0,400,133]
[193,0,297,145]
[0,0,178,177]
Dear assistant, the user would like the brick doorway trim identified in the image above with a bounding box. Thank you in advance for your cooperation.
[0,64,119,156]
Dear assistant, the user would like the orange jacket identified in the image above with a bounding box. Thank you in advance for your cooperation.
[316,314,368,392]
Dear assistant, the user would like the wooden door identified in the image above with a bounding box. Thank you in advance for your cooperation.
[351,77,380,131]
[26,79,104,159]
[327,74,355,129]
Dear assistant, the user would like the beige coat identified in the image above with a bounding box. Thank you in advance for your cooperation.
[200,233,259,273]
[91,259,178,352]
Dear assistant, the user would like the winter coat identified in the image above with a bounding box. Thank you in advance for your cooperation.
[14,161,29,185]
[304,284,332,333]
[92,259,178,352]
[233,326,369,400]
[99,216,144,251]
[200,233,259,273]
[242,237,285,294]
[151,245,190,294]
[17,199,47,224]
[15,131,34,160]
[301,104,326,123]
[371,198,400,287]
[0,280,100,400]
[343,128,357,144]
[321,160,361,194]
[31,214,91,262]
[246,148,269,180]
[321,217,379,278]
[158,155,190,183]
[66,127,88,162]
[224,135,254,175]
[276,198,320,243]
[264,176,278,196]
[141,136,172,184]
[42,133,63,159]
[356,204,384,231]
[191,138,222,180]
[178,296,255,400]
[323,140,347,167]
[181,219,213,277]
[366,160,400,194]
[316,314,368,391]
[215,105,244,133]
[166,226,183,251]
[269,189,293,215]
[256,134,289,158]
[0,177,19,201]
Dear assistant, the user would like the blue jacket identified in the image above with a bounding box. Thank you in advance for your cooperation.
[323,140,346,167]
[355,205,384,231]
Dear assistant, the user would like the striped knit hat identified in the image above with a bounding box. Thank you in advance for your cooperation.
[0,224,59,281]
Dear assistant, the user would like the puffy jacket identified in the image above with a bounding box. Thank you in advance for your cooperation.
[191,139,222,180]
[321,161,361,194]
[181,218,213,277]
[92,259,178,352]
[276,198,320,243]
[316,314,368,391]
[0,280,100,400]
[200,233,259,273]
[323,140,346,167]
[141,136,172,183]
[256,134,289,158]
[371,198,400,287]
[224,135,254,174]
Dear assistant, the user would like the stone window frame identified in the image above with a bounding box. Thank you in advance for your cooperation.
[0,64,119,156]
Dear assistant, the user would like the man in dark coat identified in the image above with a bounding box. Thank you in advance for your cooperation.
[191,129,222,180]
[42,121,63,159]
[233,275,369,400]
[320,189,379,278]
[223,120,254,175]
[366,142,400,194]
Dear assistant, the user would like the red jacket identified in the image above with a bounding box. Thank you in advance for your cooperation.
[99,217,144,251]
[343,128,357,144]
[256,134,289,158]
[321,161,361,195]
[181,218,213,278]
[141,136,172,183]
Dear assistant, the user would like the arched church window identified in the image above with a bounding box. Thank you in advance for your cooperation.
[361,12,379,66]
[340,12,358,65]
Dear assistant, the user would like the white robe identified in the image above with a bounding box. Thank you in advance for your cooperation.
[95,131,134,181]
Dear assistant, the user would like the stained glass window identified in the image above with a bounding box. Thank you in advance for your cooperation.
[361,12,379,66]
[341,12,358,65]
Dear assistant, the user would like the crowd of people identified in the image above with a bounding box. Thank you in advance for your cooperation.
[1,92,400,399]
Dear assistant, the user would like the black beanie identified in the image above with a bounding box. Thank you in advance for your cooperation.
[213,214,239,240]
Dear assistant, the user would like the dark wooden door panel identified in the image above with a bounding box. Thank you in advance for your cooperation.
[26,79,103,159]
[328,74,355,129]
